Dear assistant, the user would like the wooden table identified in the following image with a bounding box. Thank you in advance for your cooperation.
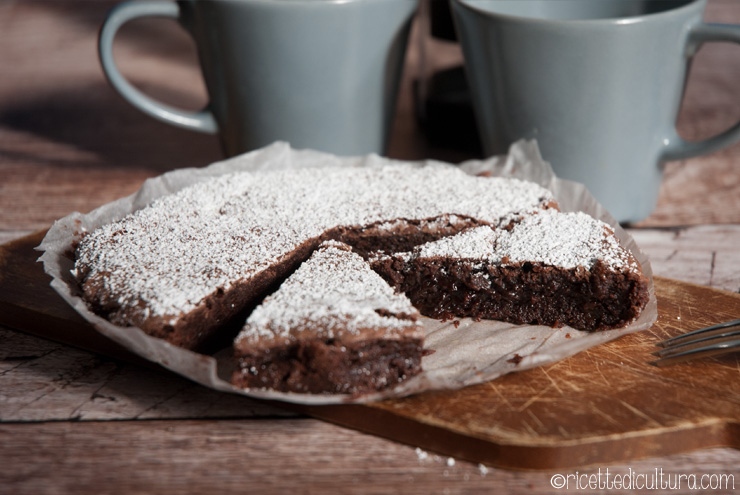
[1,1,739,493]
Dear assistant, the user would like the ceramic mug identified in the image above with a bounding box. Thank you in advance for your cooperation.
[451,0,740,223]
[99,0,418,157]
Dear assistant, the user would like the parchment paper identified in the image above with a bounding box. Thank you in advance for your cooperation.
[37,140,657,405]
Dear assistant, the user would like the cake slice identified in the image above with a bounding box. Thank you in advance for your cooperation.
[231,241,424,395]
[371,211,650,331]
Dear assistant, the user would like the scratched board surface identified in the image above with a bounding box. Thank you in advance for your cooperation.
[1,232,738,469]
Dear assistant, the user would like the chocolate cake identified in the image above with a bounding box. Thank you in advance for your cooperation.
[231,241,424,395]
[71,160,650,395]
[73,164,555,350]
[370,210,650,331]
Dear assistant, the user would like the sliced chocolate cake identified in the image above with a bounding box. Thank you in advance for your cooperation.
[371,210,650,331]
[70,159,652,396]
[73,164,555,350]
[231,241,424,395]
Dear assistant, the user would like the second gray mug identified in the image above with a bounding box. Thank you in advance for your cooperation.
[452,0,740,223]
[99,0,418,157]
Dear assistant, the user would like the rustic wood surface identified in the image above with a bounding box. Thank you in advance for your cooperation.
[1,1,739,493]
[3,231,739,470]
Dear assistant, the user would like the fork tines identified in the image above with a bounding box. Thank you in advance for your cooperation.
[653,318,740,366]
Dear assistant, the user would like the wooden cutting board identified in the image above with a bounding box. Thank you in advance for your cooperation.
[1,231,738,470]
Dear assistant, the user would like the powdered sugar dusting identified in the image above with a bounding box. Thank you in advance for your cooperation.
[74,164,553,325]
[236,241,420,346]
[416,226,500,260]
[416,210,638,271]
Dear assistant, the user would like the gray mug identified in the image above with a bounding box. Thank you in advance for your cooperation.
[99,0,418,157]
[451,0,740,223]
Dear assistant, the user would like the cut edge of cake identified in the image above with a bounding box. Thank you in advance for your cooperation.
[370,210,650,332]
[231,240,425,395]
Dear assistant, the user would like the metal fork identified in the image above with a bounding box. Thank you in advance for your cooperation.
[652,318,740,366]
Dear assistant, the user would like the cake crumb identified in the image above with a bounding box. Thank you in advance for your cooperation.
[507,353,523,365]
[415,447,429,462]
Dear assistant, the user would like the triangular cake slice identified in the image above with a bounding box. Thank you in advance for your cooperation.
[231,241,424,395]
[371,210,650,331]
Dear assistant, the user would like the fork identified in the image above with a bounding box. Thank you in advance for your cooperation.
[652,318,740,366]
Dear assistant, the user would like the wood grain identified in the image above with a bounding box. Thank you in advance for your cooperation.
[630,226,740,293]
[1,1,739,234]
[2,419,736,495]
[3,327,739,494]
[0,326,293,422]
[2,231,739,470]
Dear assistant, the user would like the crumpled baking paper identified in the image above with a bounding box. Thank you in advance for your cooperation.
[37,140,657,405]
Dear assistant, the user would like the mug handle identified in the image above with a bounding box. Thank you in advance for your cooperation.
[98,1,218,134]
[662,23,740,161]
